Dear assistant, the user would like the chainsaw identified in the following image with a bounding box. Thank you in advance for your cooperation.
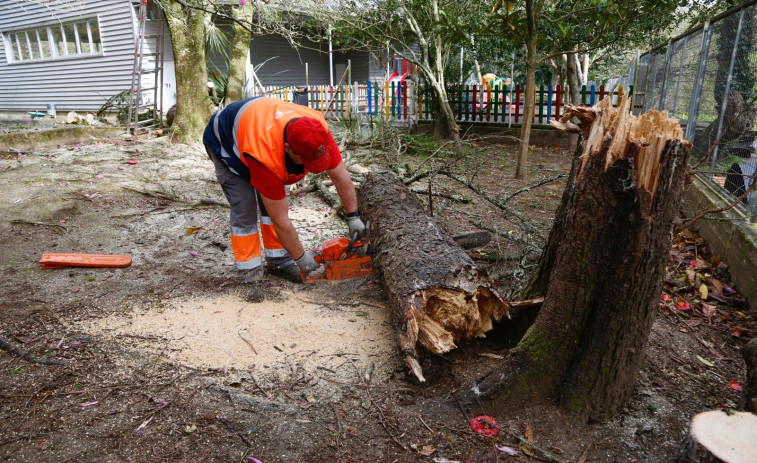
[302,222,373,283]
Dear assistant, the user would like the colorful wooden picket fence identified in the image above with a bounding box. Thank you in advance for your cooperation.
[417,83,632,124]
[250,82,632,125]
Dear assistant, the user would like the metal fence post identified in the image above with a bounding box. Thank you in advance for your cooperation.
[658,41,674,110]
[685,21,712,142]
[647,53,659,111]
[709,8,746,178]
[630,50,641,114]
[671,36,688,116]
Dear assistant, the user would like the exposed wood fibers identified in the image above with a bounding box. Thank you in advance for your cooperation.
[552,94,687,215]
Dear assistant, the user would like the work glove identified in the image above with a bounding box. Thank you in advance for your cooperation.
[295,251,320,276]
[348,216,366,239]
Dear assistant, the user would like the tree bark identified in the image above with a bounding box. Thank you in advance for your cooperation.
[675,411,757,463]
[516,0,537,180]
[470,34,482,84]
[163,0,213,143]
[225,2,253,103]
[357,168,510,382]
[565,50,581,105]
[401,1,460,140]
[462,95,692,422]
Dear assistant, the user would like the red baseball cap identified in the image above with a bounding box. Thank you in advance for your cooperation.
[286,117,339,173]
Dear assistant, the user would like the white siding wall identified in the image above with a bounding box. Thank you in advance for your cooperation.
[0,0,135,114]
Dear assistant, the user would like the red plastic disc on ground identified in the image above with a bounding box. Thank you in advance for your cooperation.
[128,160,137,165]
[470,415,499,437]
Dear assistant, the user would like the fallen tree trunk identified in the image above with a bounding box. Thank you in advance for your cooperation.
[357,168,510,381]
[461,95,692,421]
[675,410,757,462]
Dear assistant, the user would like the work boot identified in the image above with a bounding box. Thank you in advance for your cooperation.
[265,262,303,283]
[243,282,265,303]
[240,267,265,303]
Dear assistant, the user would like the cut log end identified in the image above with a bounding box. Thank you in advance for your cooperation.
[676,410,757,463]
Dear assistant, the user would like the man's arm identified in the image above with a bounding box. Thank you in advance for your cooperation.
[327,161,358,214]
[258,194,305,260]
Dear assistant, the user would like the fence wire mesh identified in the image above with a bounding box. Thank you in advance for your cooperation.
[618,2,757,220]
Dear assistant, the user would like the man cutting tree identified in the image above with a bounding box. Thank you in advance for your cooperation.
[203,97,366,302]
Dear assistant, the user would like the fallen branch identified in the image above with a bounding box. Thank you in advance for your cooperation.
[680,170,757,230]
[438,170,540,233]
[0,337,66,366]
[9,220,67,232]
[466,219,531,246]
[501,174,568,202]
[315,177,339,208]
[403,171,430,185]
[409,187,471,203]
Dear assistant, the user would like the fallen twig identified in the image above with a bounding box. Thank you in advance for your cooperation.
[439,170,540,232]
[418,415,435,433]
[505,430,567,463]
[249,374,272,399]
[0,337,66,366]
[367,392,409,452]
[9,220,67,232]
[501,174,568,202]
[680,170,757,230]
[237,330,258,355]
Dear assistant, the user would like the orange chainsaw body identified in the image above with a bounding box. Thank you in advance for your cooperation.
[305,237,372,282]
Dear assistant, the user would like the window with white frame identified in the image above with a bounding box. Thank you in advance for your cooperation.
[3,17,102,63]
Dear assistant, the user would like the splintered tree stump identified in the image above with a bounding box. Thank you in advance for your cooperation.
[464,95,692,421]
[357,168,510,381]
[675,411,757,463]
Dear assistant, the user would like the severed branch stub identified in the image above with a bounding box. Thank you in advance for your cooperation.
[357,168,510,382]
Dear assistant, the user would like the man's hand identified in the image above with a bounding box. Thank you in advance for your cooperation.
[295,251,320,275]
[348,216,366,238]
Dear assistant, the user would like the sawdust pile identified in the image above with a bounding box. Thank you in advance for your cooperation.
[85,291,396,382]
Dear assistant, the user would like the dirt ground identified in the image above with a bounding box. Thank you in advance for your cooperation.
[1,127,754,462]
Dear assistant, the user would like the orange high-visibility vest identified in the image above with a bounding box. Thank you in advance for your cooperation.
[235,98,330,183]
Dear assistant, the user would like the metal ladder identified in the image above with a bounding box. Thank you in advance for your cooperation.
[126,0,165,134]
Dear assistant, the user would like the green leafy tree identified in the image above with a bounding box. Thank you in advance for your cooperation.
[333,0,493,140]
[490,0,691,178]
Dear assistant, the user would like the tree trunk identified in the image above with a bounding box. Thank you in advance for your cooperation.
[462,96,692,422]
[675,411,757,462]
[565,50,581,105]
[516,0,536,180]
[470,34,482,84]
[579,52,589,85]
[225,2,253,103]
[430,85,460,140]
[163,0,213,143]
[521,138,583,299]
[357,168,509,382]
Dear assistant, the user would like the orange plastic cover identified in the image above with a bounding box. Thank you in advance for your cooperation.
[39,253,132,269]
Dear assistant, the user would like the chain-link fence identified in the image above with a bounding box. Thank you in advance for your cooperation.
[613,0,757,222]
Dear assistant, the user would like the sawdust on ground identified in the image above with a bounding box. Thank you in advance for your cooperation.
[83,289,396,383]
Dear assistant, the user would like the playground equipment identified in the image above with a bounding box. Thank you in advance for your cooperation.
[476,73,514,112]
